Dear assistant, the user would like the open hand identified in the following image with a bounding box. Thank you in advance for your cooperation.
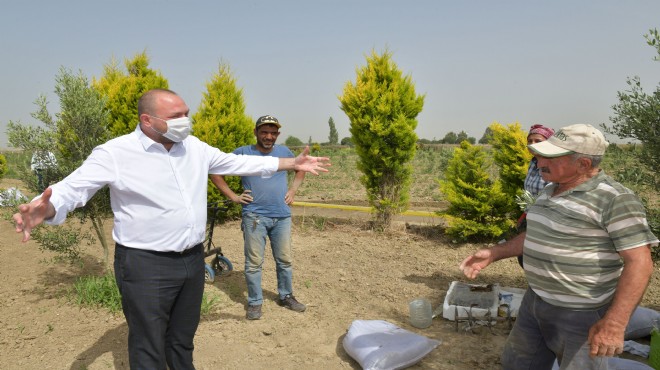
[13,187,55,242]
[459,249,494,279]
[294,146,331,175]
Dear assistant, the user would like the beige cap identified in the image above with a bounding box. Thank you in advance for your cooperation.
[528,124,609,157]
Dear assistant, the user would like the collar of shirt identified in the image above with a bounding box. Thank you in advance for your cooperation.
[136,124,186,154]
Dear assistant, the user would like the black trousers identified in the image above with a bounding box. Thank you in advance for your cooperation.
[114,243,204,370]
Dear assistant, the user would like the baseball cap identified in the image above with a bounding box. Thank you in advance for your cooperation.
[528,124,609,157]
[255,115,281,129]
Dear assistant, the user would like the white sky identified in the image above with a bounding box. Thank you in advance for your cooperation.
[1,0,659,148]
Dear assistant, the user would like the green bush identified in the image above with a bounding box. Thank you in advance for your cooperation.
[339,49,424,230]
[439,141,514,241]
[0,154,7,179]
[0,150,31,180]
[487,122,531,216]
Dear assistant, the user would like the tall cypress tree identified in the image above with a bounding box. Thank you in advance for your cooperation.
[192,62,254,216]
[488,122,532,216]
[339,50,424,230]
[328,116,338,145]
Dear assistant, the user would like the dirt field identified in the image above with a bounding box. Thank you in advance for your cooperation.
[0,177,658,370]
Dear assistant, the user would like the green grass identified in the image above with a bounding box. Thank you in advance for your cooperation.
[68,272,221,316]
[200,293,220,316]
[300,214,328,231]
[69,272,122,313]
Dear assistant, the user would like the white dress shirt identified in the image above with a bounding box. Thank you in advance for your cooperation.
[46,125,278,252]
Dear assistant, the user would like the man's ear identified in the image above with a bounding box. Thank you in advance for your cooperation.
[578,157,593,171]
[139,114,151,126]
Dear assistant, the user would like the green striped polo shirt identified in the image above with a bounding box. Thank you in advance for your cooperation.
[523,170,659,309]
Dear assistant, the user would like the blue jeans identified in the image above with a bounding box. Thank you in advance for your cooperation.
[551,307,659,370]
[241,213,293,306]
[502,288,609,370]
[625,306,660,339]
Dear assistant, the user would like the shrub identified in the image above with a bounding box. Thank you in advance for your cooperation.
[439,141,514,241]
[339,49,424,230]
[0,154,7,179]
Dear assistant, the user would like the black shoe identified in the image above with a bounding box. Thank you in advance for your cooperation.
[246,304,262,320]
[278,294,306,312]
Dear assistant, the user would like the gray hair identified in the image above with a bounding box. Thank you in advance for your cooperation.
[571,153,603,168]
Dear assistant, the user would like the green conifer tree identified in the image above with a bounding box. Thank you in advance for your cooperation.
[192,62,255,217]
[439,141,513,240]
[339,50,424,230]
[0,154,6,179]
[488,122,532,216]
[92,51,168,137]
[328,116,339,145]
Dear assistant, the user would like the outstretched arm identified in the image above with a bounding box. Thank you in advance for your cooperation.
[278,146,330,175]
[459,232,526,279]
[210,175,253,205]
[13,187,57,242]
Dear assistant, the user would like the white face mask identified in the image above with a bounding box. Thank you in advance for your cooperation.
[148,116,192,142]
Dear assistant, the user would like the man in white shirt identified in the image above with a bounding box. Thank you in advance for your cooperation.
[13,89,330,370]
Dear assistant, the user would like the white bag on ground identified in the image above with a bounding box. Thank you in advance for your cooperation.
[342,319,441,370]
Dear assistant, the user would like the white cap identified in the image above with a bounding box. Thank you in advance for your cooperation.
[529,124,609,157]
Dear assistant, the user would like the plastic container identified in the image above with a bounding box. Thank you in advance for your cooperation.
[409,298,433,329]
[442,281,500,321]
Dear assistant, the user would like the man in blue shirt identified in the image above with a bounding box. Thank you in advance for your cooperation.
[212,115,306,320]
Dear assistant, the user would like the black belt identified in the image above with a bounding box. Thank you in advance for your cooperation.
[116,243,203,256]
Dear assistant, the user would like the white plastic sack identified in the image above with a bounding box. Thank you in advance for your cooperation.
[342,320,441,370]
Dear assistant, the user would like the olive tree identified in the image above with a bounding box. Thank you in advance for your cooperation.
[603,28,660,246]
[604,29,660,178]
[339,50,424,230]
[7,67,112,267]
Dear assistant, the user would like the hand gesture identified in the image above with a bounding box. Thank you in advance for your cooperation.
[13,187,55,242]
[294,146,331,175]
[459,249,495,279]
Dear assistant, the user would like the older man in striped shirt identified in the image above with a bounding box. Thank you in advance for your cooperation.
[460,124,658,370]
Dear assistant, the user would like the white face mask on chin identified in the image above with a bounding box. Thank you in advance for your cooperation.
[148,116,192,142]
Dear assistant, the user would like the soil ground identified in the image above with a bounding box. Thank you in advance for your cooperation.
[0,177,657,370]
